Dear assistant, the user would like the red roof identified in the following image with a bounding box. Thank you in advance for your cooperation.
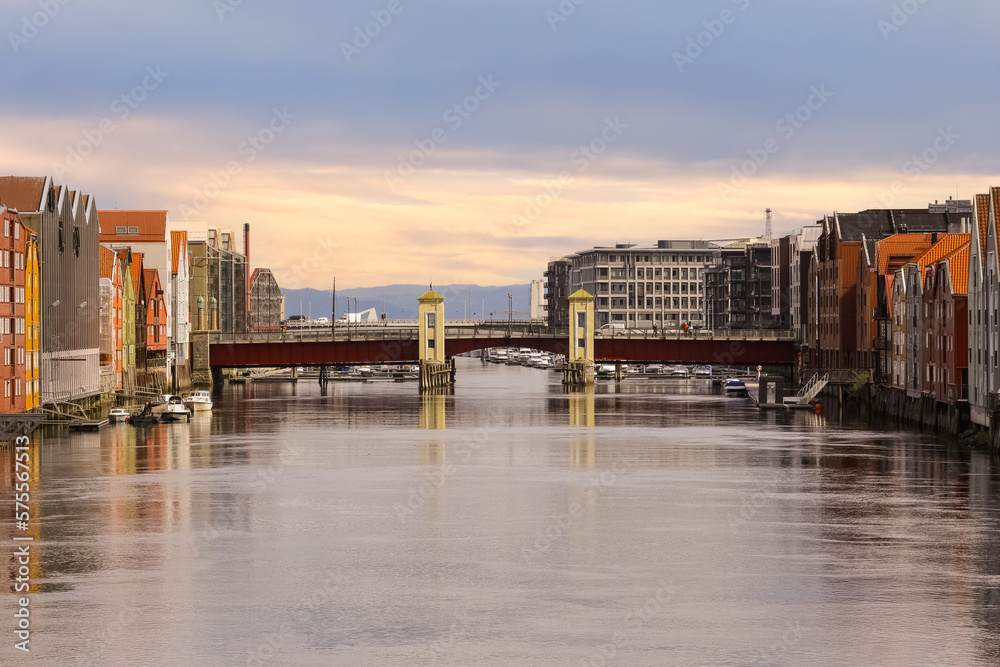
[99,245,116,280]
[0,176,47,212]
[98,210,167,243]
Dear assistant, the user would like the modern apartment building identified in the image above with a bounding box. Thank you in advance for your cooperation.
[568,241,718,329]
[544,257,572,328]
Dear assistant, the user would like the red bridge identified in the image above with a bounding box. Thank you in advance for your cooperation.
[208,330,797,368]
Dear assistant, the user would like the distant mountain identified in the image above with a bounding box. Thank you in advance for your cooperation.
[281,283,534,320]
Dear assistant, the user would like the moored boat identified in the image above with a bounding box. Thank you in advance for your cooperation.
[723,378,747,394]
[161,395,191,422]
[108,407,130,423]
[693,364,712,377]
[183,389,213,412]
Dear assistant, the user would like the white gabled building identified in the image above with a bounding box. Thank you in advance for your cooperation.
[968,192,991,426]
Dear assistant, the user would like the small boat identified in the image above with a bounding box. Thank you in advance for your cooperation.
[160,395,191,422]
[108,407,130,423]
[723,378,747,394]
[126,402,159,425]
[693,364,713,377]
[671,366,690,378]
[183,390,213,412]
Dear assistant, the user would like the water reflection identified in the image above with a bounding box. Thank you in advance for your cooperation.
[5,359,1000,665]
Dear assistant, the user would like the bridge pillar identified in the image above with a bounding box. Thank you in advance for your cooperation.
[563,289,595,387]
[418,288,452,391]
[191,331,213,387]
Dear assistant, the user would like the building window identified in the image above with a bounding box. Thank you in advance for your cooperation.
[73,226,80,257]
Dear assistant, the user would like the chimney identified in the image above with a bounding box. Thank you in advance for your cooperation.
[244,222,251,297]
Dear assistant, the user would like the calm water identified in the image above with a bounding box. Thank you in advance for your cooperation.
[3,359,1000,666]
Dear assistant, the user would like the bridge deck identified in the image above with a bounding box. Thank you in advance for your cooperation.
[208,328,797,367]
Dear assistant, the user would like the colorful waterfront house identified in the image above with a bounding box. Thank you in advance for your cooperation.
[121,252,136,375]
[922,242,970,403]
[903,234,971,399]
[130,252,147,370]
[24,224,39,410]
[143,268,166,361]
[968,190,998,427]
[0,177,101,404]
[99,245,124,390]
[0,205,28,412]
[858,232,941,382]
[889,268,908,390]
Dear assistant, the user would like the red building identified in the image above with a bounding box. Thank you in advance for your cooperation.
[143,269,166,358]
[0,205,30,411]
[922,243,970,403]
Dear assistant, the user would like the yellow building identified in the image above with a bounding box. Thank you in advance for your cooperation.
[24,228,39,410]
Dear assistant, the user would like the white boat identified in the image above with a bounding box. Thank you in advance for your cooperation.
[183,390,213,412]
[671,366,690,378]
[108,407,130,423]
[693,364,712,377]
[161,395,191,421]
[490,349,509,363]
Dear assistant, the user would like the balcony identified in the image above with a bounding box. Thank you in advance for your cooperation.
[947,384,967,403]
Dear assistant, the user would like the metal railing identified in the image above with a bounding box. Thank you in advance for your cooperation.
[947,384,967,403]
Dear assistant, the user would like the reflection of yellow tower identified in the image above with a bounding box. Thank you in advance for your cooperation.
[568,385,595,428]
[565,290,595,386]
[569,430,596,468]
[419,392,447,430]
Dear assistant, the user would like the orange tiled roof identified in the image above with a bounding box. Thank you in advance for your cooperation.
[99,245,116,280]
[0,176,47,212]
[946,244,970,296]
[975,193,990,263]
[142,268,159,296]
[98,210,167,243]
[170,230,187,274]
[874,233,938,275]
[130,252,143,294]
[912,234,970,273]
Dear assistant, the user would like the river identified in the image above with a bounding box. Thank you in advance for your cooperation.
[3,358,1000,665]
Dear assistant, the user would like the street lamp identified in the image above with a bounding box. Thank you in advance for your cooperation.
[508,293,513,332]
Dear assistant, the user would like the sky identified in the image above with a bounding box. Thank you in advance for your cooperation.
[2,0,999,289]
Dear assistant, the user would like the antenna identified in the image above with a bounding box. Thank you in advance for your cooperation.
[765,208,773,239]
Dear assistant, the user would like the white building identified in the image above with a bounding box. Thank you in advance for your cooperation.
[529,279,546,320]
